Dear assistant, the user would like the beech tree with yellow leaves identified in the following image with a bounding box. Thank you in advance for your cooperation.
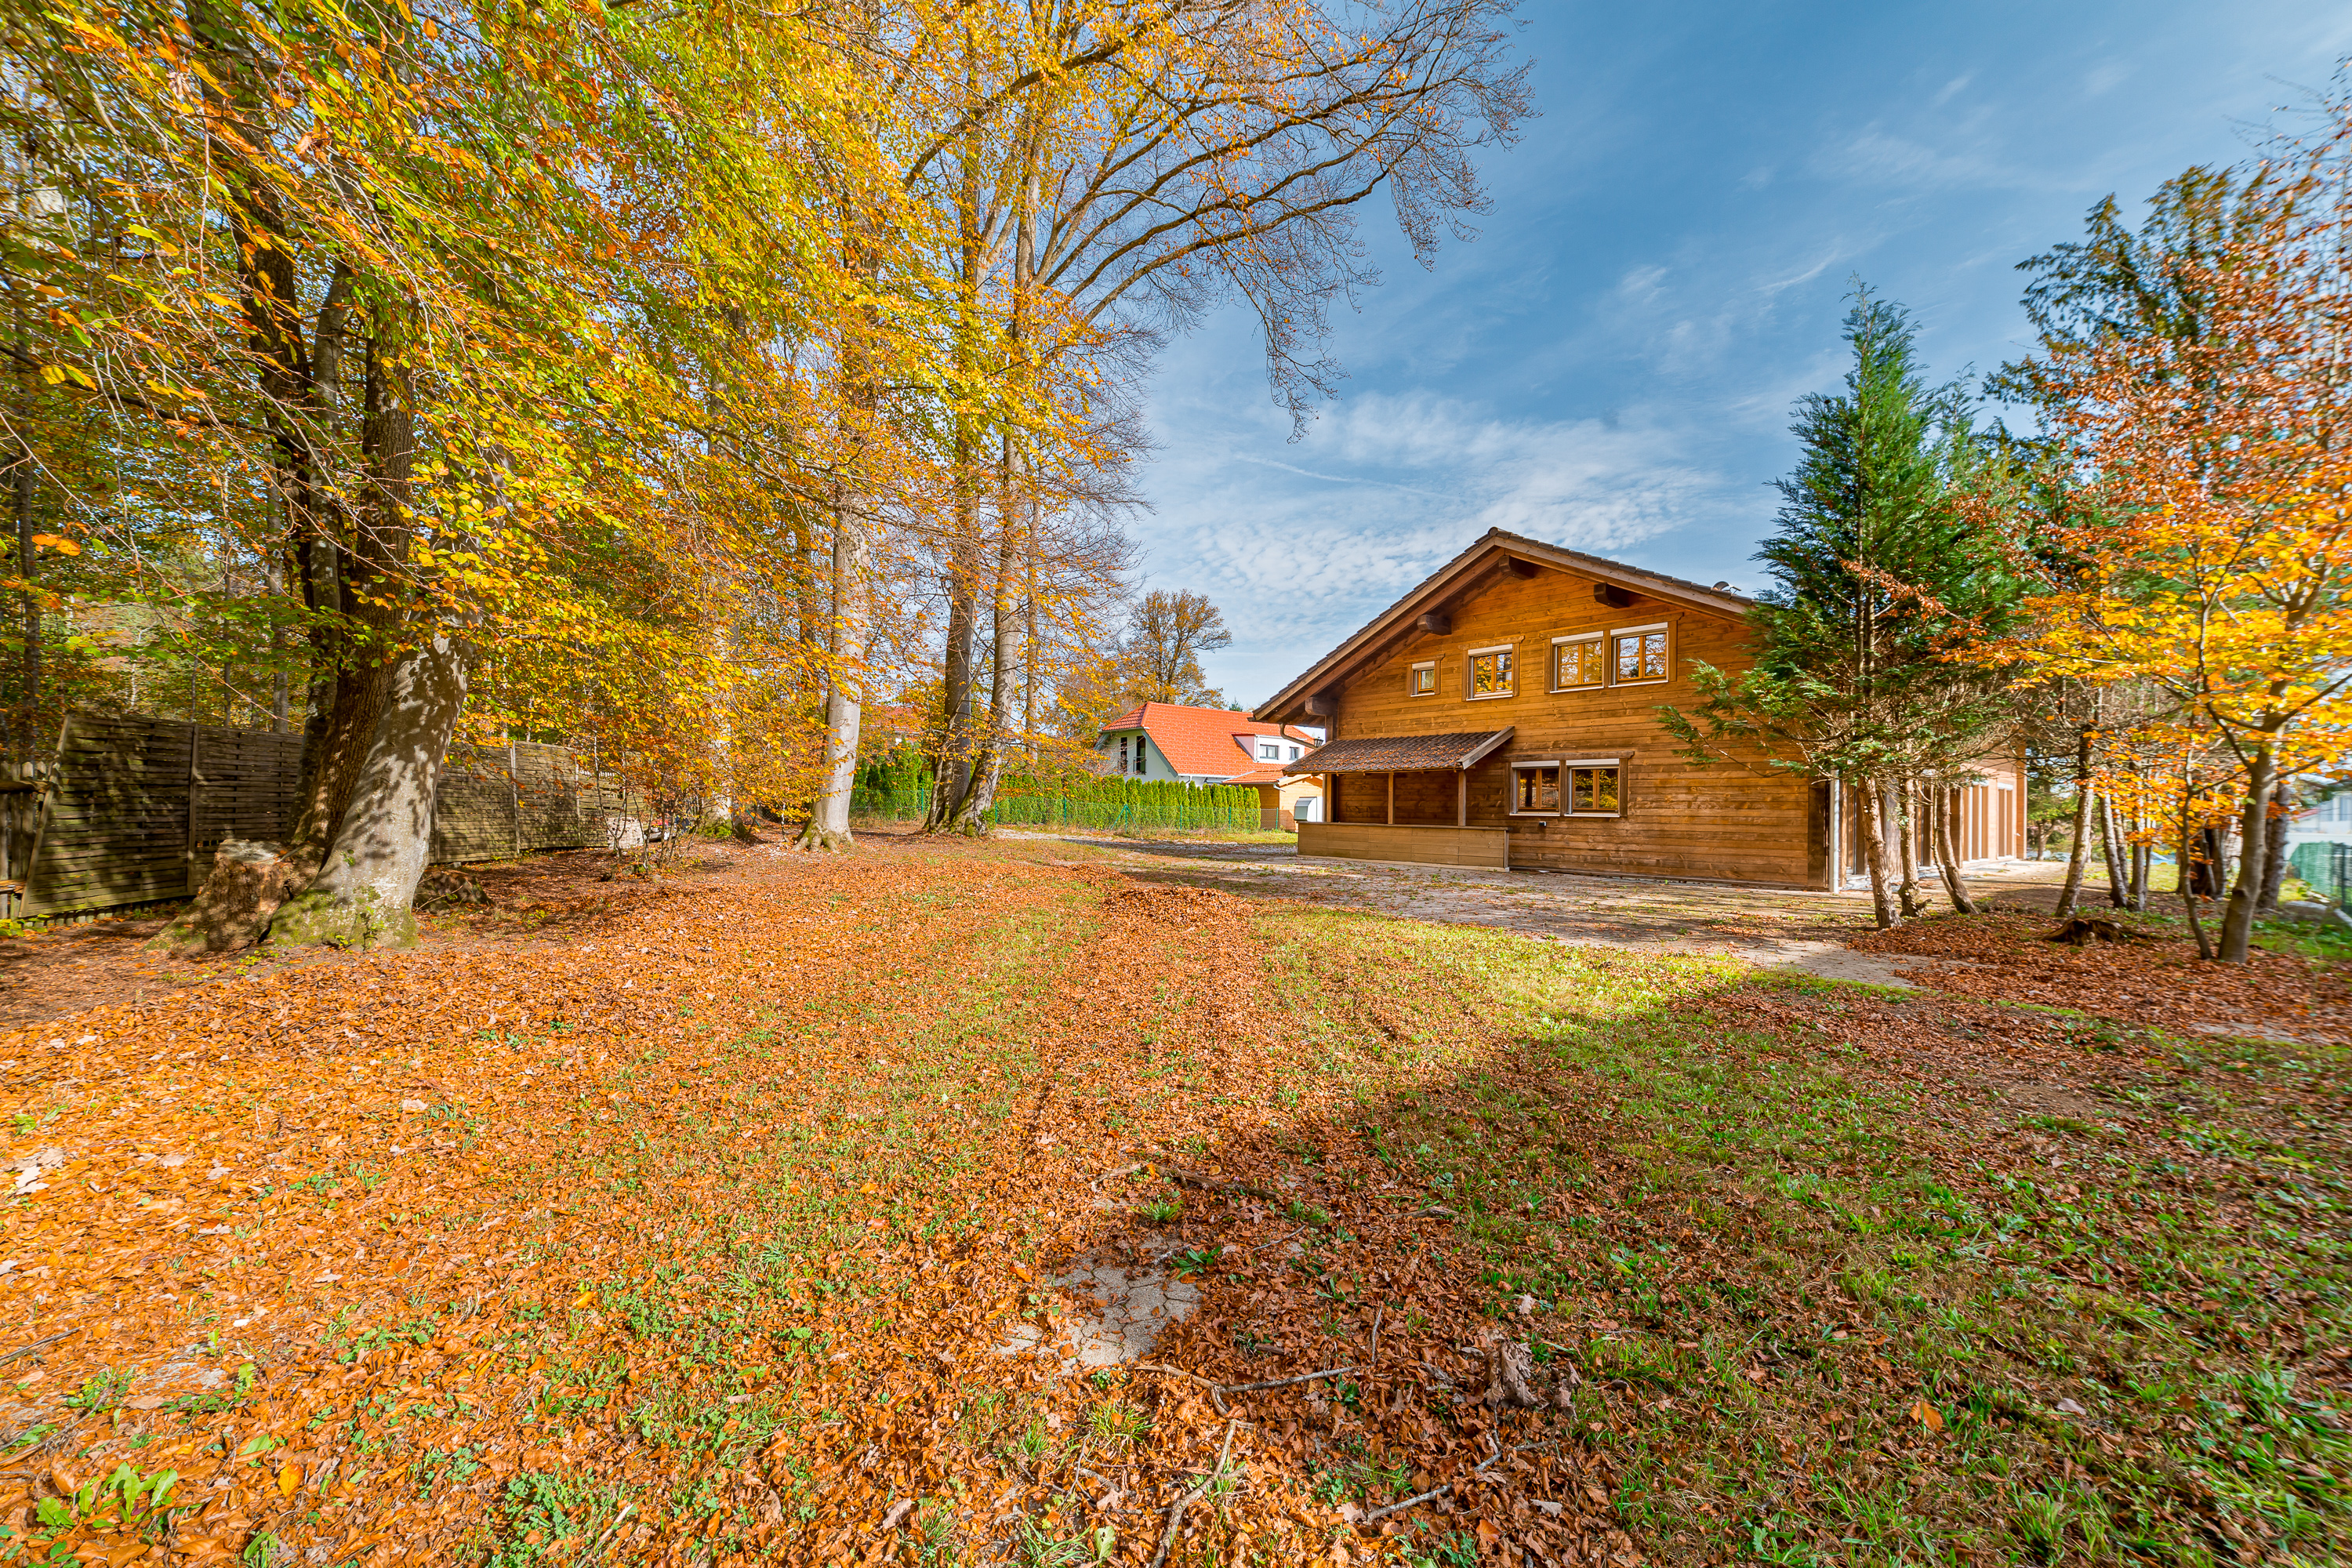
[1991,100,2352,961]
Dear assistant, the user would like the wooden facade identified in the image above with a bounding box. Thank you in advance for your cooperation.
[1255,530,2024,888]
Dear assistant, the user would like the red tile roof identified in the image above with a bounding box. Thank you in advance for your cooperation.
[1225,764,1305,787]
[1102,702,1318,779]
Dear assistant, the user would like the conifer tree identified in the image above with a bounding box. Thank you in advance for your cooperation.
[1663,285,2019,927]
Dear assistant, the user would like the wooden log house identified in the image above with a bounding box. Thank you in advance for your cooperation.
[1251,529,2024,887]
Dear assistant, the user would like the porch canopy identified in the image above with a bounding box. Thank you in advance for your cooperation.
[1279,728,1512,779]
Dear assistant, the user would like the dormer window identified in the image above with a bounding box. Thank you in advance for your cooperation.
[1258,741,1279,760]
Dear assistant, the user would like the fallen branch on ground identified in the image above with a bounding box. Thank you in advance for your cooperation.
[1146,1417,1240,1568]
[1356,1441,1552,1526]
[0,1331,78,1370]
[1218,1365,1358,1394]
[1120,1149,1276,1199]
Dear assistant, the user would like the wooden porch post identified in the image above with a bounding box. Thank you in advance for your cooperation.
[1456,769,1466,827]
[1385,771,1394,826]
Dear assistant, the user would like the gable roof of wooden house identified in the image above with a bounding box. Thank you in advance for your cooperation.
[1250,528,1754,729]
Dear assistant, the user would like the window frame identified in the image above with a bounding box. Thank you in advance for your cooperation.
[1550,631,1605,691]
[1407,659,1438,697]
[1257,740,1279,760]
[1563,757,1624,817]
[1465,643,1515,702]
[1509,760,1563,816]
[1608,622,1672,687]
[1118,735,1130,773]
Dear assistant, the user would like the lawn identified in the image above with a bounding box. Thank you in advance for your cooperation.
[0,842,2342,1566]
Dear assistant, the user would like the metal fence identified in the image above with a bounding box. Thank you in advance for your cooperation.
[2289,841,2350,908]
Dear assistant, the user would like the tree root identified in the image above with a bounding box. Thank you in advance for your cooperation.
[265,887,417,951]
[2042,916,2158,946]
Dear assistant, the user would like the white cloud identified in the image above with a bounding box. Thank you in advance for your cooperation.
[2084,60,2131,96]
[1134,390,1751,699]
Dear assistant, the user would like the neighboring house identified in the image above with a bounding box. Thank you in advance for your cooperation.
[1250,528,2024,885]
[2285,782,2352,848]
[1098,702,1325,828]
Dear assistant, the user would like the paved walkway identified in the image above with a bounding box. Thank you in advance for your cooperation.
[1003,833,2075,987]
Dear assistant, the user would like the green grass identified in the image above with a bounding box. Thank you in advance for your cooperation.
[1256,909,2350,1566]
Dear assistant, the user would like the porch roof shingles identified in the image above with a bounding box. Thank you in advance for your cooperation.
[1282,729,1513,775]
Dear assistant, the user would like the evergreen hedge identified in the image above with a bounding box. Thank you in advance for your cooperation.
[849,767,1263,830]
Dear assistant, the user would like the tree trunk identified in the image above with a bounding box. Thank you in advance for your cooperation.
[2218,741,2276,962]
[9,269,37,767]
[925,514,981,831]
[1858,776,1899,929]
[268,634,468,949]
[2180,808,2216,960]
[2131,840,2150,912]
[2053,728,2097,918]
[275,304,410,880]
[2256,797,2291,912]
[797,501,868,851]
[2098,794,2129,909]
[941,443,1023,837]
[1932,785,1976,914]
[1893,779,1925,917]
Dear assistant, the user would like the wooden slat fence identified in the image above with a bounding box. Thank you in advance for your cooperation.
[2,711,645,920]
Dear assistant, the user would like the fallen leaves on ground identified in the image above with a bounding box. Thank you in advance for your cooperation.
[1849,909,2352,1043]
[0,847,1632,1566]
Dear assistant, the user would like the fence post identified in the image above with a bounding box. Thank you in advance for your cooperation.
[184,720,203,895]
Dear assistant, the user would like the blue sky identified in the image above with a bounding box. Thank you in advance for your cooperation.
[1135,2,2352,709]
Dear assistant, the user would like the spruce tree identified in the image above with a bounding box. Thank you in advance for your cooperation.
[1663,284,2019,927]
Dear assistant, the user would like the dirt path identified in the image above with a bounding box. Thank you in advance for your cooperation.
[989,831,1984,985]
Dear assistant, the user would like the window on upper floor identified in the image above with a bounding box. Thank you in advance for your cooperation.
[1258,741,1279,760]
[1408,660,1437,696]
[1287,745,1301,761]
[1611,624,1670,684]
[1467,646,1513,699]
[1552,633,1603,690]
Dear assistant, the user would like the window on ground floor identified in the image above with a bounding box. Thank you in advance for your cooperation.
[1569,760,1622,815]
[1512,763,1560,814]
